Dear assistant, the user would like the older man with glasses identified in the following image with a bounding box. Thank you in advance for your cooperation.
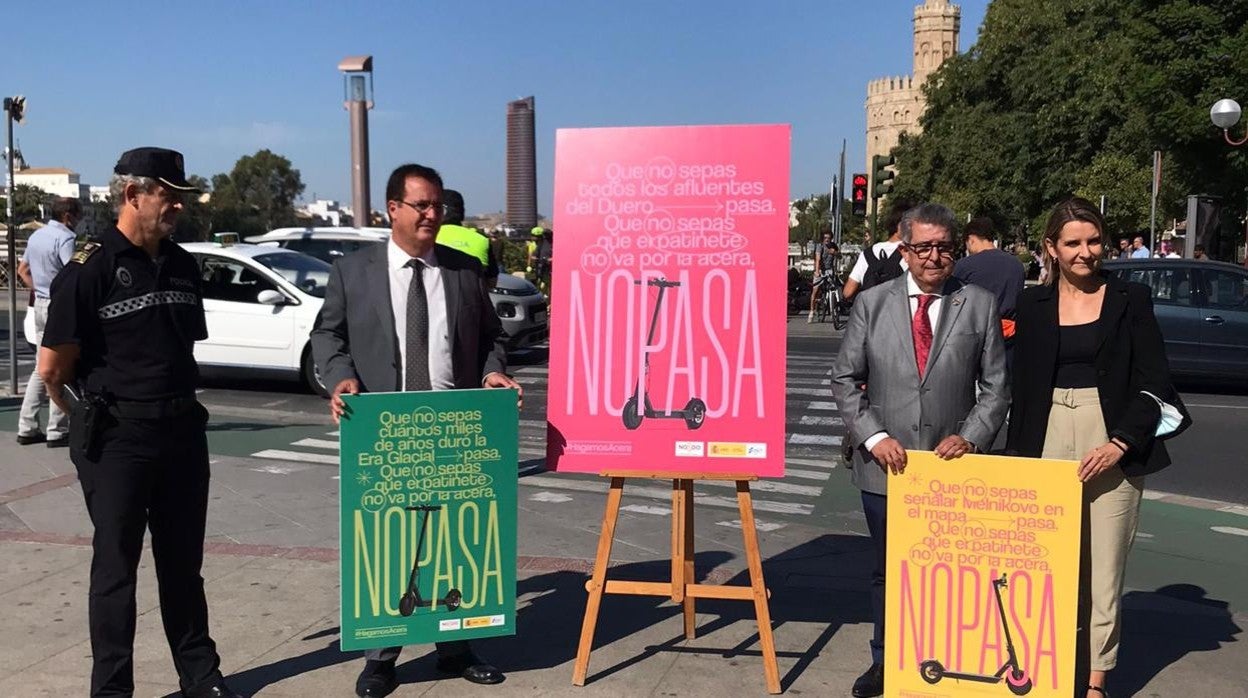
[831,203,1009,697]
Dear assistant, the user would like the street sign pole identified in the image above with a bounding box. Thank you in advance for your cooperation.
[836,139,846,246]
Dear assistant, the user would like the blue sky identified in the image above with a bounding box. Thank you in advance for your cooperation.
[9,0,987,217]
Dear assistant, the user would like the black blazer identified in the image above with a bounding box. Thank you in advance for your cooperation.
[1005,274,1191,475]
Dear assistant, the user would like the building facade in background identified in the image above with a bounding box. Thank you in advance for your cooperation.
[506,96,537,233]
[864,0,960,193]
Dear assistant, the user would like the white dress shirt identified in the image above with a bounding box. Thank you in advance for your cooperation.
[387,239,455,391]
[862,273,947,451]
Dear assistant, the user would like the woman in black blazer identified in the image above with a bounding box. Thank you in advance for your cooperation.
[1007,198,1189,698]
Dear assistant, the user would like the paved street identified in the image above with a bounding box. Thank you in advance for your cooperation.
[0,312,1246,695]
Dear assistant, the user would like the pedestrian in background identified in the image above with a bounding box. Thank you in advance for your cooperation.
[953,217,1025,371]
[38,148,241,698]
[832,203,1009,698]
[437,189,500,289]
[1006,197,1190,698]
[1130,235,1151,259]
[16,196,80,447]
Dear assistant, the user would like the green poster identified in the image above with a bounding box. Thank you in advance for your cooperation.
[339,389,518,650]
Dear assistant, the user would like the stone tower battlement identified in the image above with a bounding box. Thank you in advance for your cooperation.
[864,0,960,212]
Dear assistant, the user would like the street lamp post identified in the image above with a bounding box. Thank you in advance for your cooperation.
[3,96,25,396]
[1211,99,1246,146]
[1209,99,1248,263]
[339,56,374,228]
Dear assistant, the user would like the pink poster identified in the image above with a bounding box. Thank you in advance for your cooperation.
[546,125,790,476]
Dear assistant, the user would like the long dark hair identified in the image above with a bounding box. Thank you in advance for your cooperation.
[1041,197,1105,286]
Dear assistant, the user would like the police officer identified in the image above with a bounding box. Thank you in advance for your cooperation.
[436,189,499,288]
[38,147,242,698]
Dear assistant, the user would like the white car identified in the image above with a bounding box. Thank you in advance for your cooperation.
[182,241,330,396]
[245,226,391,262]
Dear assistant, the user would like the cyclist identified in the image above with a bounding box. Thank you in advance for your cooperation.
[808,232,840,323]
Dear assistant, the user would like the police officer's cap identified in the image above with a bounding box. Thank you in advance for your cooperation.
[113,147,201,192]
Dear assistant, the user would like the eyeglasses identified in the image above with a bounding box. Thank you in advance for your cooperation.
[394,199,447,216]
[903,242,956,258]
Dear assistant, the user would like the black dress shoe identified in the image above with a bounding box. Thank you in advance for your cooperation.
[852,662,884,698]
[184,680,245,698]
[46,436,69,448]
[436,653,505,685]
[16,431,46,445]
[355,660,398,697]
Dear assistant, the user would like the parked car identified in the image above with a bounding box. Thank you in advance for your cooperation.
[183,241,331,396]
[246,227,548,350]
[1103,258,1248,380]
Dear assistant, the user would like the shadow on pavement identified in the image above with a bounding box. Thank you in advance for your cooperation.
[205,421,314,433]
[216,535,875,694]
[1111,584,1241,697]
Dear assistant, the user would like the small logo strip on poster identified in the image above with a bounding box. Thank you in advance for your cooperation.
[439,619,462,632]
[708,442,767,458]
[355,626,408,639]
[463,615,506,629]
[674,441,705,457]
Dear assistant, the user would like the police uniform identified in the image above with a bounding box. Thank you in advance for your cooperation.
[41,148,232,698]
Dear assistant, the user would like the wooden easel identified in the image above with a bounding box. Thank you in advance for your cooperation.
[571,471,781,694]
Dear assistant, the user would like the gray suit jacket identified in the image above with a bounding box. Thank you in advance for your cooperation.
[310,242,507,393]
[831,275,1009,495]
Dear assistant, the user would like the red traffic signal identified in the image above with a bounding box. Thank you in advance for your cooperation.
[851,173,869,216]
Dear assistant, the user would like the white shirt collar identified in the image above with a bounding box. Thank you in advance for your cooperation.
[906,273,943,298]
[387,238,439,271]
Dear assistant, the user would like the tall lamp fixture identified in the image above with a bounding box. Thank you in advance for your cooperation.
[339,56,374,227]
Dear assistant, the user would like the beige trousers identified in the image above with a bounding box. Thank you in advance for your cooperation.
[1042,387,1144,672]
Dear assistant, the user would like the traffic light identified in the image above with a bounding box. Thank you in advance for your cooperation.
[851,173,868,216]
[872,155,895,199]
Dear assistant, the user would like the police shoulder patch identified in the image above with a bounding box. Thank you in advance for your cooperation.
[70,241,101,264]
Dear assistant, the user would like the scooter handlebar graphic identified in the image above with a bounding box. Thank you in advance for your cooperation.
[397,505,463,617]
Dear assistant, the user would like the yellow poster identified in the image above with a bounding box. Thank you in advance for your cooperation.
[884,451,1082,697]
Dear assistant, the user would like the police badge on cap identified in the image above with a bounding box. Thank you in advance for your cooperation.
[113,147,201,192]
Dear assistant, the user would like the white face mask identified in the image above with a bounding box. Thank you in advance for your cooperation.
[1141,391,1184,437]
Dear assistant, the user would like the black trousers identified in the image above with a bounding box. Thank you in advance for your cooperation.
[861,491,888,665]
[364,640,471,665]
[70,404,222,697]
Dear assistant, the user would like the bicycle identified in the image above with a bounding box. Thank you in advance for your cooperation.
[813,271,849,330]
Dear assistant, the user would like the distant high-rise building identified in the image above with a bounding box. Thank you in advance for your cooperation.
[506,96,537,232]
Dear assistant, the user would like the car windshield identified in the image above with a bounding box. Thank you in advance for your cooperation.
[253,252,332,298]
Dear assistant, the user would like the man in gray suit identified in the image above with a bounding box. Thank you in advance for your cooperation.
[831,203,1009,698]
[311,163,521,696]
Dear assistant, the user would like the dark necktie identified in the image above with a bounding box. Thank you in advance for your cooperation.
[405,259,431,391]
[913,294,935,379]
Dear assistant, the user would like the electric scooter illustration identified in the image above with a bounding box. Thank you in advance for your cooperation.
[397,505,463,617]
[621,277,706,431]
[918,574,1033,695]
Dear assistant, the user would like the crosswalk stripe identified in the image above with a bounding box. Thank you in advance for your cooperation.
[621,504,672,516]
[252,449,338,465]
[789,433,842,446]
[799,415,843,427]
[292,438,339,450]
[717,519,786,532]
[697,478,822,497]
[785,468,830,481]
[786,387,832,396]
[805,401,838,411]
[787,456,839,469]
[518,475,813,516]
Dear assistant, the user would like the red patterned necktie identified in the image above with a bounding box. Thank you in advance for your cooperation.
[913,294,935,379]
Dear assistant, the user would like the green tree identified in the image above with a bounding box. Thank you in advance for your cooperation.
[0,184,51,224]
[209,150,305,236]
[891,0,1248,244]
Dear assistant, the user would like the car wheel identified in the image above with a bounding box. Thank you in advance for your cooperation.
[302,346,329,398]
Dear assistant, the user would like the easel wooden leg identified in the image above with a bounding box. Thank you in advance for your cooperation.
[670,479,684,603]
[681,478,697,639]
[572,476,626,686]
[737,480,781,694]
